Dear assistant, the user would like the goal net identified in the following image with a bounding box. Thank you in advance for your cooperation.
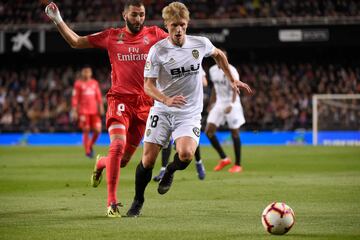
[312,94,360,146]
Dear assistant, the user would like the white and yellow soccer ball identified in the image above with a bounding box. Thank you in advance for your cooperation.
[261,202,295,235]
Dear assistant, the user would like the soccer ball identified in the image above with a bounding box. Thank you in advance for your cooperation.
[261,202,295,235]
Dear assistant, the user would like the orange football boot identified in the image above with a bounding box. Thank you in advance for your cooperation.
[213,157,231,171]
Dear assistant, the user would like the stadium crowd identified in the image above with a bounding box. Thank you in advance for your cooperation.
[1,0,359,25]
[0,62,358,132]
[239,63,359,130]
[0,65,110,132]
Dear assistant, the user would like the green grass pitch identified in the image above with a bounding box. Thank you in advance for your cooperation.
[0,145,359,240]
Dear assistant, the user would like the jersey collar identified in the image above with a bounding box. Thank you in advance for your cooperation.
[166,35,187,48]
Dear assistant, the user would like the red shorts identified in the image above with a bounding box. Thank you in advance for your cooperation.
[78,114,102,130]
[106,94,153,146]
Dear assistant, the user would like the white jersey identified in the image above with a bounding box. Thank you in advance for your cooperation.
[207,64,245,128]
[144,35,215,116]
[209,64,240,104]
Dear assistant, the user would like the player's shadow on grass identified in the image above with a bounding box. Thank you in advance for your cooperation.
[61,214,160,220]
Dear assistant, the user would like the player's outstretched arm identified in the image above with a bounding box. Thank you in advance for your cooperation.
[211,48,253,95]
[45,2,92,49]
[144,77,187,108]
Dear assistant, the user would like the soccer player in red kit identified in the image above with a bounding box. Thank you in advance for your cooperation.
[45,0,168,217]
[71,66,104,158]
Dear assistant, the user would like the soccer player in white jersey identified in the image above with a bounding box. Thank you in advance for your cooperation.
[153,68,208,182]
[206,50,246,173]
[126,1,252,217]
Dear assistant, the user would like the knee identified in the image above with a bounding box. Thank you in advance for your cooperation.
[120,155,130,168]
[142,157,155,169]
[206,131,215,139]
[205,127,215,138]
[142,151,157,169]
[178,149,194,161]
[205,129,210,137]
[94,128,101,134]
[231,132,239,139]
[205,130,210,137]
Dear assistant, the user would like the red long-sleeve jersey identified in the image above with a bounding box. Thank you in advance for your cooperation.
[87,26,168,97]
[72,79,102,115]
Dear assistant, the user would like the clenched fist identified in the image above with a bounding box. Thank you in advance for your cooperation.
[45,2,63,25]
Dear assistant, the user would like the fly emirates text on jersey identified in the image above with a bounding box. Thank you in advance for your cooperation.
[117,47,148,61]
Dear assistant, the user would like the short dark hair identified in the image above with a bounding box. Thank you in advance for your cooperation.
[81,64,91,70]
[124,0,144,11]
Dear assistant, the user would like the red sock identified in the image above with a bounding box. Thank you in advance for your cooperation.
[106,138,125,206]
[83,131,90,154]
[95,143,132,174]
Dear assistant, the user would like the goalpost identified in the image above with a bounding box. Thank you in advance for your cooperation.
[312,94,360,146]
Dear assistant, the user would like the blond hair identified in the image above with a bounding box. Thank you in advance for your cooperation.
[162,2,190,24]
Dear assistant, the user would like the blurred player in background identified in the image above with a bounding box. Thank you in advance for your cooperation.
[71,66,104,158]
[153,68,208,181]
[45,0,168,217]
[205,50,246,173]
[126,2,252,217]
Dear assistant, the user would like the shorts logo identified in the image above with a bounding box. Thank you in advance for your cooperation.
[146,129,151,137]
[116,103,125,116]
[192,49,199,59]
[192,127,200,137]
